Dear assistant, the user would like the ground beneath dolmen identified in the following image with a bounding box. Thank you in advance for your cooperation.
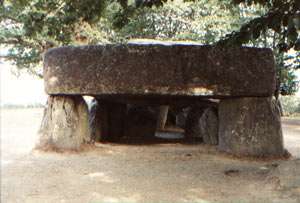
[1,108,300,203]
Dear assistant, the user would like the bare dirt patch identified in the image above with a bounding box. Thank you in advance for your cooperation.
[1,108,300,203]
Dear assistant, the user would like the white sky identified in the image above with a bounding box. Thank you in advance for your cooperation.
[0,59,299,106]
[0,62,47,105]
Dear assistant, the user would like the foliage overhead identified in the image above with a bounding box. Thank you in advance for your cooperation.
[219,0,300,53]
[0,0,299,94]
[0,0,108,75]
[112,0,240,43]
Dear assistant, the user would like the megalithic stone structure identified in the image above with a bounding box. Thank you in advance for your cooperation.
[37,42,285,157]
[44,44,275,96]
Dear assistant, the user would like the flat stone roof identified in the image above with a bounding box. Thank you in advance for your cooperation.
[44,44,276,98]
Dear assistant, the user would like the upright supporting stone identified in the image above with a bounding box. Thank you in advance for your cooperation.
[185,107,205,139]
[124,105,157,139]
[184,106,219,145]
[89,99,102,142]
[97,100,126,142]
[107,101,127,141]
[200,107,219,145]
[218,97,284,157]
[156,105,169,130]
[36,95,91,150]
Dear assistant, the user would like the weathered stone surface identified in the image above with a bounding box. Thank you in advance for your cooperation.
[185,107,205,140]
[36,95,91,150]
[124,105,157,139]
[156,105,169,130]
[218,97,284,157]
[98,101,127,142]
[44,43,276,98]
[88,98,101,142]
[184,106,218,145]
[175,108,190,129]
[89,101,157,141]
[200,107,219,145]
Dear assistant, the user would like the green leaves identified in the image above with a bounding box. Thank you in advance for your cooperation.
[135,0,169,8]
[1,0,117,76]
[267,13,281,32]
[295,38,300,50]
[219,0,300,52]
[0,0,299,96]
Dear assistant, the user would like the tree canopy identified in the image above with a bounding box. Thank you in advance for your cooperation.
[0,0,299,94]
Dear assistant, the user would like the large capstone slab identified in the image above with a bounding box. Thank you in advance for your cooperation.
[44,43,276,97]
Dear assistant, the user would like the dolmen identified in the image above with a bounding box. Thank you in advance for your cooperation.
[36,42,285,157]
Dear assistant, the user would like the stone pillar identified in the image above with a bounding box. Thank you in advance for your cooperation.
[106,101,127,141]
[200,107,219,145]
[184,106,218,145]
[88,99,102,142]
[124,105,157,139]
[36,95,91,150]
[88,99,127,142]
[185,107,205,139]
[156,105,169,130]
[218,97,285,157]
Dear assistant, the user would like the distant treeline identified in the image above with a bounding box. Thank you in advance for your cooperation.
[1,97,299,116]
[280,96,300,117]
[1,103,45,109]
